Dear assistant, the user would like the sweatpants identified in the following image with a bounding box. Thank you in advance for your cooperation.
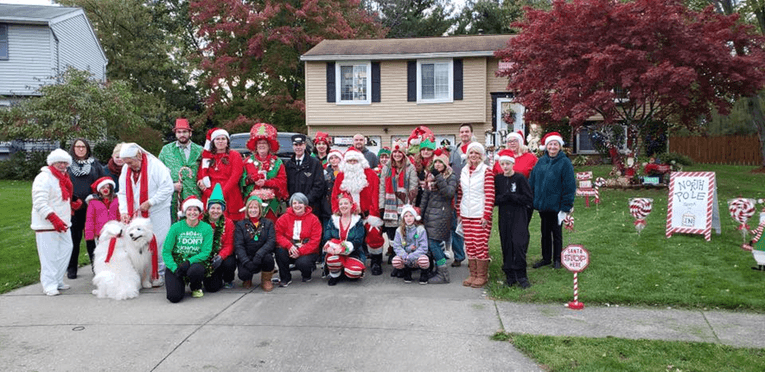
[539,211,563,263]
[165,263,205,303]
[36,231,73,293]
[274,249,318,283]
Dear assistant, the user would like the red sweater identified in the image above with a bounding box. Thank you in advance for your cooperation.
[198,150,244,220]
[492,151,538,179]
[275,206,323,256]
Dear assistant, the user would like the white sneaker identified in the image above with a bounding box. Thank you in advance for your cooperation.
[152,276,165,287]
[444,251,453,260]
[57,283,71,290]
[44,289,60,296]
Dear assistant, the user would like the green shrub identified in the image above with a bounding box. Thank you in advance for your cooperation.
[0,151,49,180]
[92,139,120,164]
[658,152,694,166]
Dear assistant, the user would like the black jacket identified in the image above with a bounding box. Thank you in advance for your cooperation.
[285,154,325,211]
[234,218,276,266]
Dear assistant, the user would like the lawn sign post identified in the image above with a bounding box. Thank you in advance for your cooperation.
[562,244,590,310]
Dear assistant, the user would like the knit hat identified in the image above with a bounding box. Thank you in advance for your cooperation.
[432,148,450,167]
[313,131,331,146]
[181,196,204,215]
[327,149,343,162]
[541,132,564,149]
[466,142,486,159]
[246,122,279,153]
[419,137,436,151]
[400,204,421,221]
[47,149,72,166]
[391,138,407,154]
[173,118,191,132]
[377,146,391,157]
[505,130,524,145]
[91,176,116,194]
[207,184,226,211]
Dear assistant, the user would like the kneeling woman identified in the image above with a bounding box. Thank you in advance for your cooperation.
[163,196,214,303]
[201,185,237,292]
[391,205,430,284]
[323,191,366,286]
[234,195,276,292]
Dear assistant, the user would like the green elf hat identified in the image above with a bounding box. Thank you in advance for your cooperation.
[378,146,391,157]
[419,137,436,151]
[240,194,266,215]
[207,184,226,211]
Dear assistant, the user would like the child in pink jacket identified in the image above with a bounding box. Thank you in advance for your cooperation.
[84,177,120,264]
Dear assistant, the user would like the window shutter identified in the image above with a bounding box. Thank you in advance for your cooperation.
[453,59,463,101]
[326,62,335,103]
[407,61,416,102]
[372,62,381,103]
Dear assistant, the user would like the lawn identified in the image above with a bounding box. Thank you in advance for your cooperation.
[499,333,765,372]
[487,164,765,311]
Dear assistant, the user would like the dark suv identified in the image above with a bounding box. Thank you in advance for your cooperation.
[230,132,314,162]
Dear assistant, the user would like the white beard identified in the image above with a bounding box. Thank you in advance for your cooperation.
[340,162,369,199]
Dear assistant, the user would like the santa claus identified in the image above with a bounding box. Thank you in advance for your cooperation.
[331,147,386,275]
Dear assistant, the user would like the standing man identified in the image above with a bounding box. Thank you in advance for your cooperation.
[285,134,325,218]
[447,123,473,267]
[118,143,175,285]
[353,133,379,170]
[158,118,203,222]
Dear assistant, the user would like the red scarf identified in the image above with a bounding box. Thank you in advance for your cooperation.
[249,217,260,227]
[385,165,406,195]
[107,158,123,178]
[48,166,73,201]
[126,153,150,218]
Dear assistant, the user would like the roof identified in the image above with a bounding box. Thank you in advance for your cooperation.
[300,34,514,61]
[0,4,81,25]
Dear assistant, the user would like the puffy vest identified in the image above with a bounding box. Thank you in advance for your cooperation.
[460,162,487,218]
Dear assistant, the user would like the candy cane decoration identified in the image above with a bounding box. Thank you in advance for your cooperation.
[563,214,575,233]
[177,166,193,216]
[567,272,584,310]
[728,198,756,247]
[594,177,606,205]
[629,198,653,235]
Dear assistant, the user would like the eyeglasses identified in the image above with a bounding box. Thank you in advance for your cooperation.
[74,146,87,149]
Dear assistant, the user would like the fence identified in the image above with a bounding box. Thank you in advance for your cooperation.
[669,135,761,165]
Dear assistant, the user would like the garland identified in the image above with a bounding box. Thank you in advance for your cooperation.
[202,215,225,277]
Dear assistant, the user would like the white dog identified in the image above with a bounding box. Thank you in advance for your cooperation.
[92,221,141,300]
[124,218,156,289]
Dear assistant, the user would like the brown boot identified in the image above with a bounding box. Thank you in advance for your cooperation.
[242,280,253,289]
[471,259,490,288]
[261,271,274,292]
[462,259,477,287]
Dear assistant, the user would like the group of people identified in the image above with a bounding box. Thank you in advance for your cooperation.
[31,118,576,302]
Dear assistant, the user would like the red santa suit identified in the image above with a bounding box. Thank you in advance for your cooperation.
[331,147,380,218]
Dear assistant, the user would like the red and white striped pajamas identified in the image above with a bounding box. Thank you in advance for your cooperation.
[456,164,495,260]
[325,255,365,279]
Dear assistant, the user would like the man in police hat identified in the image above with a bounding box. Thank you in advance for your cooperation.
[285,134,325,217]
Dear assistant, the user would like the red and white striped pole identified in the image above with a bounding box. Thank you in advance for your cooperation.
[568,272,584,310]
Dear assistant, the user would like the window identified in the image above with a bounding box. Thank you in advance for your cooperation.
[576,124,628,155]
[0,24,8,60]
[417,59,452,103]
[336,61,371,104]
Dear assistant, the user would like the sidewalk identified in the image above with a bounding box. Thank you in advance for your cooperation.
[1,264,763,371]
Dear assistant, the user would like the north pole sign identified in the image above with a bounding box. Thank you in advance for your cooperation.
[562,245,590,273]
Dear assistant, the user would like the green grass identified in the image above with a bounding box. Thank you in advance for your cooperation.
[0,180,90,294]
[501,333,765,372]
[487,164,765,311]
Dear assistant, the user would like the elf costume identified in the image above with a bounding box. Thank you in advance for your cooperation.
[158,118,203,222]
[241,123,287,222]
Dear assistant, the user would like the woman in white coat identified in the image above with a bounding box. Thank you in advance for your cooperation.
[31,149,77,296]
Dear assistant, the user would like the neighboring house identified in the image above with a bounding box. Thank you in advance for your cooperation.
[300,35,525,151]
[0,4,106,159]
[0,3,107,107]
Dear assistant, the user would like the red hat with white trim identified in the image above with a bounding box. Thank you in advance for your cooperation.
[495,149,516,164]
[541,132,564,150]
[91,176,116,194]
[200,128,230,187]
[505,130,524,146]
[181,196,204,216]
[327,149,343,161]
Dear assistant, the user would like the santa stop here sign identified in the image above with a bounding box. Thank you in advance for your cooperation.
[561,245,590,273]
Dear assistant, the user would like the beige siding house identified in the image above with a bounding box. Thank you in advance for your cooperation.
[300,35,523,151]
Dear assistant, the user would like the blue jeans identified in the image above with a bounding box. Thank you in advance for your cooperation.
[450,209,465,261]
[428,238,447,266]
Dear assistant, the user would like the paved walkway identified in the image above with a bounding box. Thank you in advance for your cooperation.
[1,264,764,371]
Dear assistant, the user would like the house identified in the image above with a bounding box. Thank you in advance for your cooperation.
[300,35,525,152]
[0,3,107,107]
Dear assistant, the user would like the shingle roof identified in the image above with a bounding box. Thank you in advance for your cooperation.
[301,34,514,61]
[0,4,81,25]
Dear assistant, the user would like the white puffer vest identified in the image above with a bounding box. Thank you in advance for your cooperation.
[460,162,487,219]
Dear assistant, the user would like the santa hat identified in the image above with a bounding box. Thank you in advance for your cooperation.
[246,122,279,153]
[200,128,230,187]
[400,204,421,221]
[432,148,450,168]
[327,149,344,161]
[377,146,391,157]
[541,132,564,150]
[207,184,226,211]
[365,215,387,250]
[343,146,366,164]
[466,142,486,160]
[494,149,516,164]
[91,177,116,194]
[313,131,331,146]
[180,196,204,216]
[173,118,191,132]
[391,138,407,154]
[419,137,436,151]
[47,149,72,166]
[506,130,524,146]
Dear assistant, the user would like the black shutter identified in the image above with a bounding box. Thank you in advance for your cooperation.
[407,60,417,102]
[326,62,335,103]
[372,62,381,103]
[453,59,463,101]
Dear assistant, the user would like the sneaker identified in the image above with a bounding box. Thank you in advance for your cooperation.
[44,288,60,296]
[279,280,292,288]
[191,289,204,298]
[57,283,71,290]
[152,276,165,287]
[419,270,428,285]
[223,282,234,289]
[451,260,462,267]
[302,277,312,283]
[444,251,453,260]
[403,269,413,283]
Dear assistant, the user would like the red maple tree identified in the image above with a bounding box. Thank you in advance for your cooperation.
[495,0,765,160]
[190,0,386,131]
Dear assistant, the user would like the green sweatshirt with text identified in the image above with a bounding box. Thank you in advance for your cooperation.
[162,220,214,272]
